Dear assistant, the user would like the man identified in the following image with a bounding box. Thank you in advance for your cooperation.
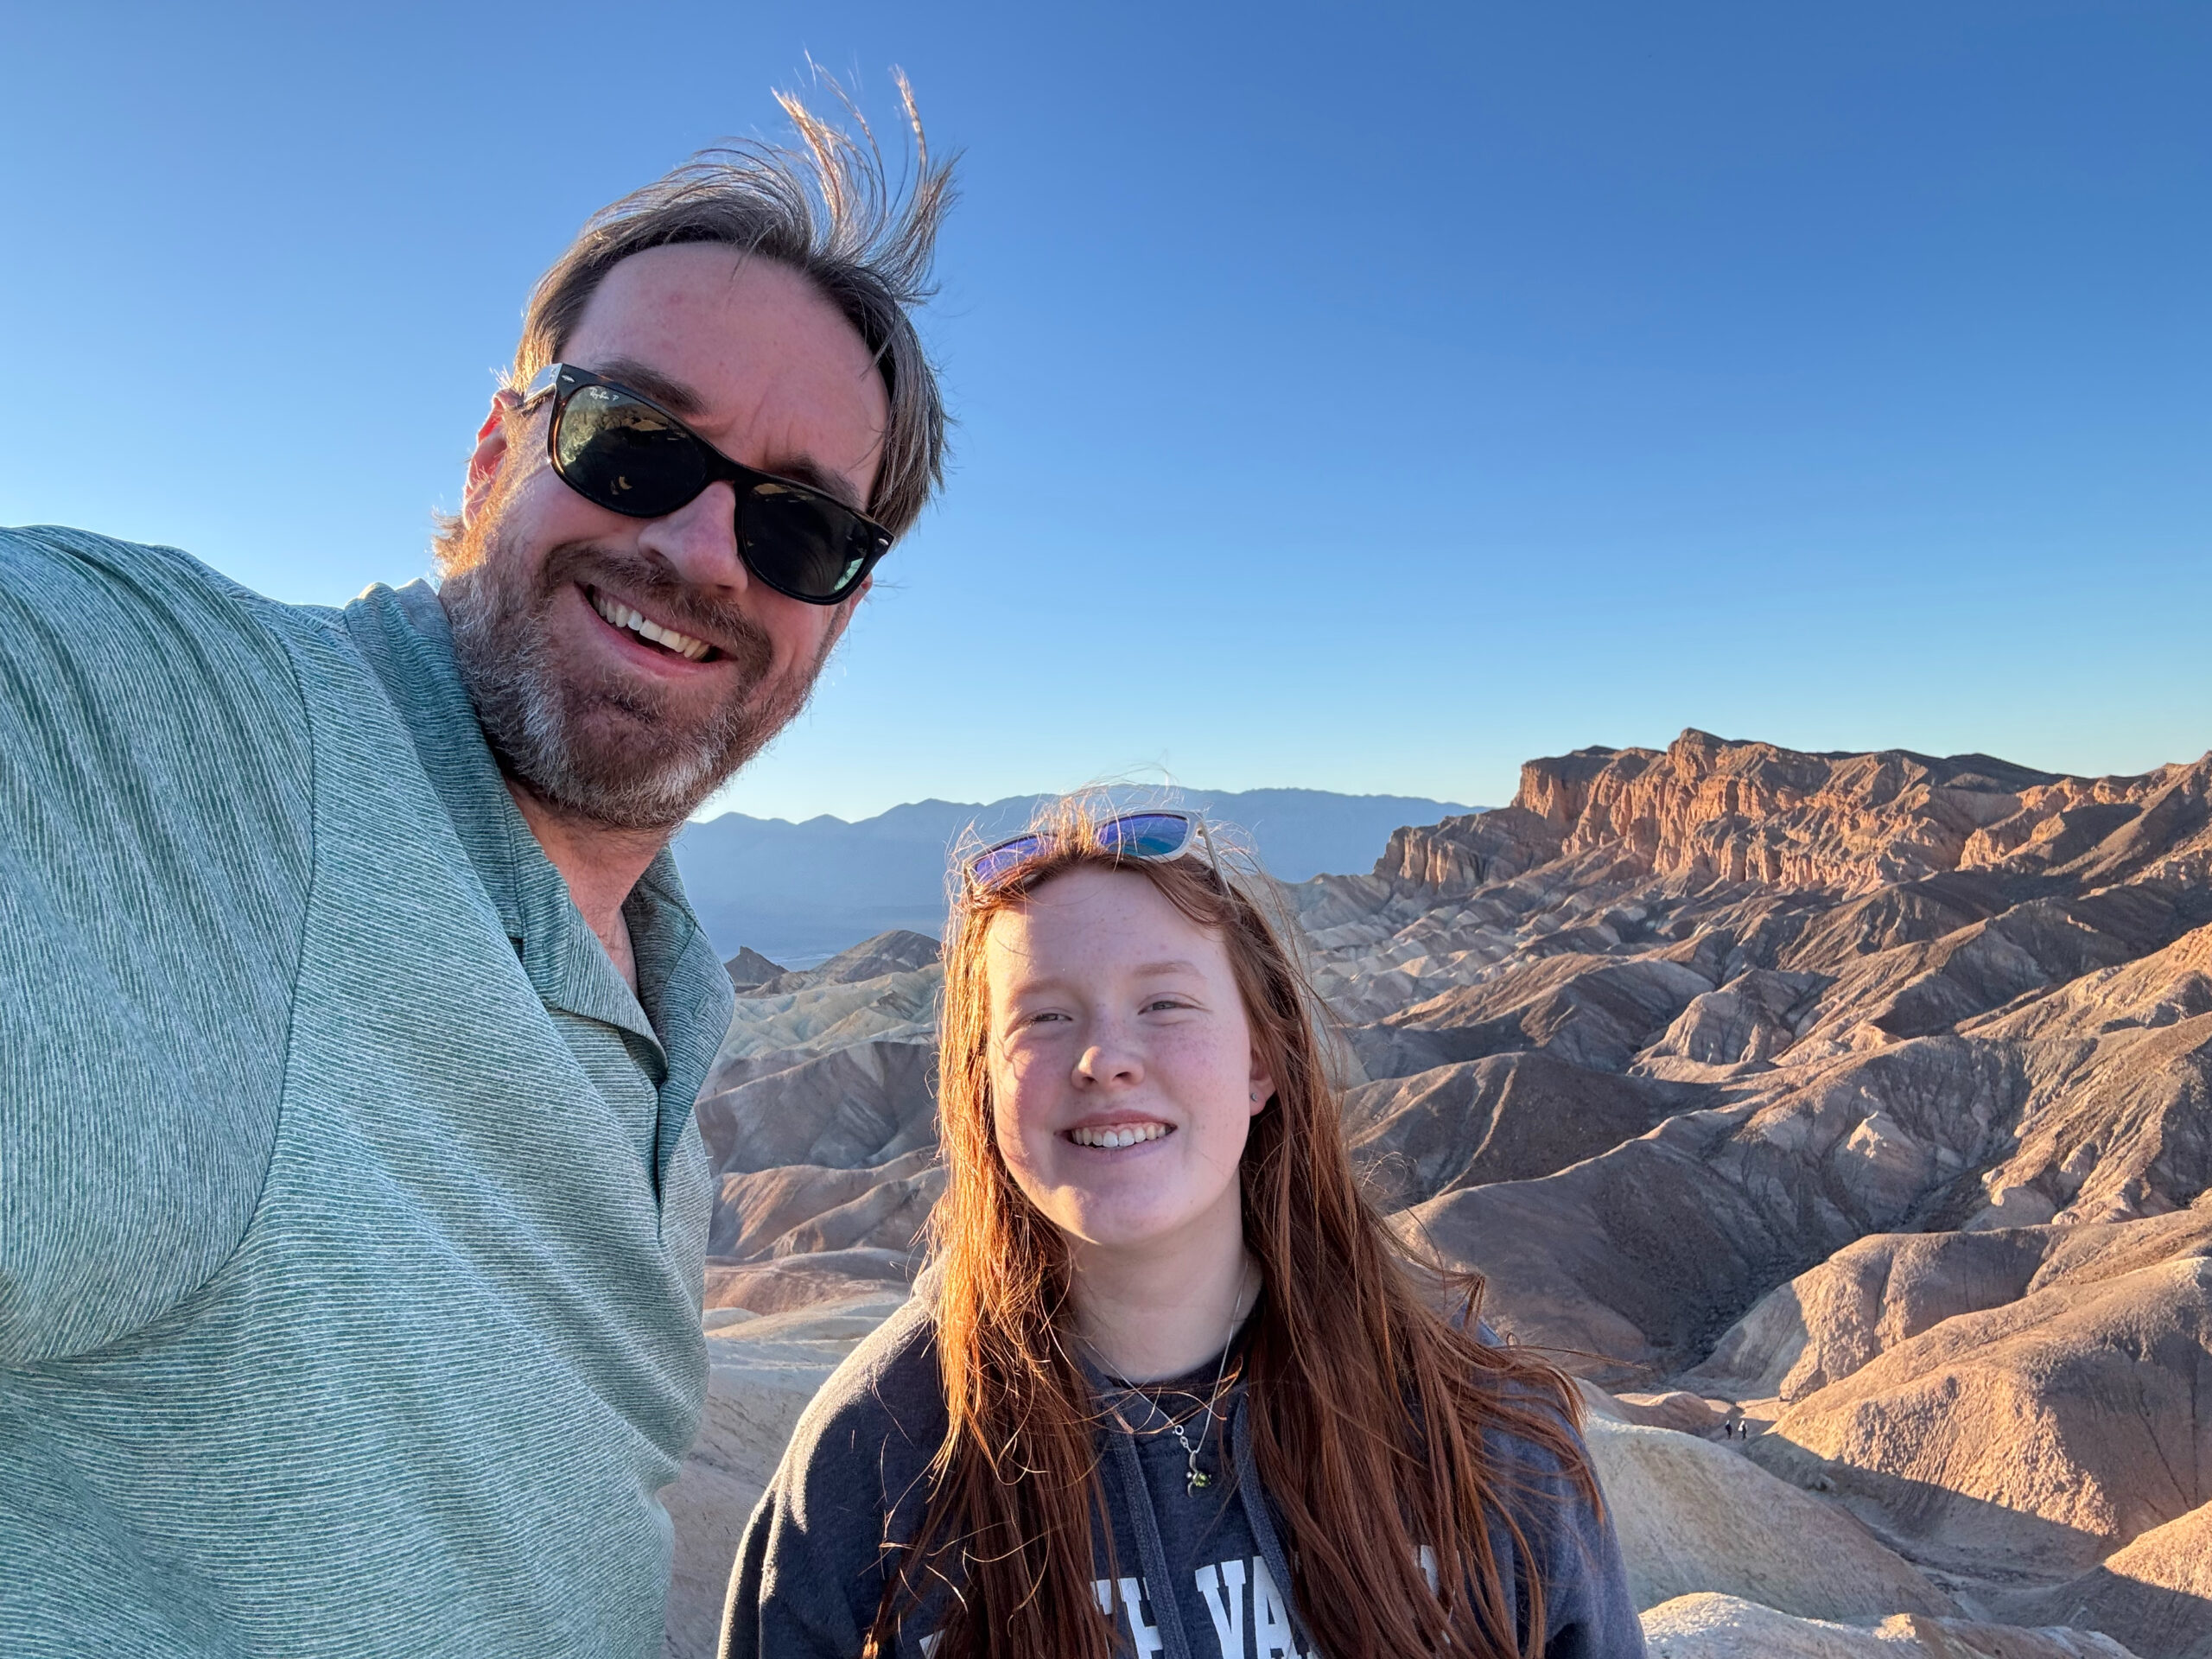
[0,89,952,1656]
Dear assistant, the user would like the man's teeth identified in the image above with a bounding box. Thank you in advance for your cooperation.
[1068,1123,1171,1149]
[590,591,711,661]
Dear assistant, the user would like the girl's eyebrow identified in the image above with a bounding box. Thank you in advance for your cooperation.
[1002,959,1205,999]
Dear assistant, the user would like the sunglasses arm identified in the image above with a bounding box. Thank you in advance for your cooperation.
[518,363,563,409]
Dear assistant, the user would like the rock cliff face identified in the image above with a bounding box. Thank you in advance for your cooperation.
[1380,733,2191,898]
[666,731,2212,1659]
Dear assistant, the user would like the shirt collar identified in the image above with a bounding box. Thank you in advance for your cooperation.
[339,579,731,1098]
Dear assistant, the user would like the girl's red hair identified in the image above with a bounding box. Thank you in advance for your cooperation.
[871,802,1598,1657]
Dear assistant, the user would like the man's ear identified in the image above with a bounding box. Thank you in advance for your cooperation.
[462,390,524,526]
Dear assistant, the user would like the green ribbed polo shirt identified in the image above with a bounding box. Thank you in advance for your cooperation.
[0,526,735,1656]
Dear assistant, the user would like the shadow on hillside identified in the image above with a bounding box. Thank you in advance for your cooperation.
[1999,1567,2212,1659]
[1733,1435,2212,1656]
[1743,1433,2114,1582]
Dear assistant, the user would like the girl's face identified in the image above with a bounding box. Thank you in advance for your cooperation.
[982,867,1273,1264]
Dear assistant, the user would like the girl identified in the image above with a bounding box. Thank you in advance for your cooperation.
[721,804,1642,1658]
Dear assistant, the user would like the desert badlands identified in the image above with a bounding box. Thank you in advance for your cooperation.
[661,732,2212,1659]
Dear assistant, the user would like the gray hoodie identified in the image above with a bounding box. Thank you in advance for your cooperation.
[719,1297,1647,1658]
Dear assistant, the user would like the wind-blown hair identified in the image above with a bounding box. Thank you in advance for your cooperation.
[438,71,952,569]
[874,799,1599,1659]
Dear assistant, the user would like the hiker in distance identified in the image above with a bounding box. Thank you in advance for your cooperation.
[0,86,952,1656]
[722,803,1643,1659]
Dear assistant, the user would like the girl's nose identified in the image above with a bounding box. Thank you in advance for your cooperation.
[1073,1042,1143,1088]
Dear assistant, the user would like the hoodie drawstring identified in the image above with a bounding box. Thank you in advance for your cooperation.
[1107,1428,1201,1659]
[1229,1396,1319,1658]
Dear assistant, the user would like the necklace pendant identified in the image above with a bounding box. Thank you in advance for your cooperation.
[1187,1461,1211,1494]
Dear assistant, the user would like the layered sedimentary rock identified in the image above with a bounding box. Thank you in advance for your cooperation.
[691,932,943,1315]
[1378,735,2189,899]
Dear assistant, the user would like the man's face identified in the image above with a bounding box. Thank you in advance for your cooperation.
[441,244,889,831]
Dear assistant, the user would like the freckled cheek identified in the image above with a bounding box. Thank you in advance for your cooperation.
[1153,1032,1249,1111]
[987,1056,1053,1169]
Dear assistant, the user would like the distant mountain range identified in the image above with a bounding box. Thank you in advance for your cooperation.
[671,787,1474,965]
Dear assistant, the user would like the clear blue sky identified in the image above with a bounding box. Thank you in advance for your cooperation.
[3,2,2205,821]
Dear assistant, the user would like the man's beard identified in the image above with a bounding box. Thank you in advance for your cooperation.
[441,518,832,834]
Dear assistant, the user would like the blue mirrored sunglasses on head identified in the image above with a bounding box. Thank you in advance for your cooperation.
[965,811,1217,889]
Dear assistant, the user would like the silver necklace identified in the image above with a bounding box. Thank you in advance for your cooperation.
[1138,1269,1255,1497]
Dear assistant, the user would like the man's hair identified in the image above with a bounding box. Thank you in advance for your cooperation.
[503,73,953,540]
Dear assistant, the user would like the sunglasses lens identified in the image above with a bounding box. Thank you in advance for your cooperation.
[554,385,708,517]
[969,835,1047,887]
[740,483,882,603]
[1096,814,1193,860]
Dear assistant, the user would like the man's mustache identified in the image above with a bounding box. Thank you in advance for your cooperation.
[537,541,777,674]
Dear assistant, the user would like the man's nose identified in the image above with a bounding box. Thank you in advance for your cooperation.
[635,480,748,591]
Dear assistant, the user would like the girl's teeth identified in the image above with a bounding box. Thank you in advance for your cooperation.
[1071,1123,1167,1148]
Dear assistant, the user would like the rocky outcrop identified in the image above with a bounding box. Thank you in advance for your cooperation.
[1592,1385,1727,1437]
[690,940,944,1319]
[709,1148,943,1262]
[1681,1228,2055,1404]
[1685,1205,2212,1408]
[745,928,941,998]
[1637,968,1828,1076]
[1747,1211,2212,1573]
[2004,1504,2212,1659]
[1580,1416,1955,1620]
[721,945,786,991]
[1363,952,1720,1076]
[1343,1053,1687,1208]
[1387,732,2185,900]
[702,1247,916,1318]
[1376,804,1565,893]
[696,1040,936,1176]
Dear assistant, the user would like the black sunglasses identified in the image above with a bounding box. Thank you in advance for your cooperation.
[519,362,893,606]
